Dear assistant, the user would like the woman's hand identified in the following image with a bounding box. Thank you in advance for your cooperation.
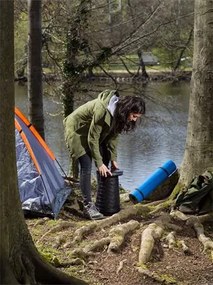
[111,160,119,171]
[98,164,112,177]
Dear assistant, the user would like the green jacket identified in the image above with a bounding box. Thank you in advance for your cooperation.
[63,90,119,168]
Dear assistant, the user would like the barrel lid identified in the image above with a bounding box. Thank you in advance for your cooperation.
[96,169,123,177]
[111,169,123,176]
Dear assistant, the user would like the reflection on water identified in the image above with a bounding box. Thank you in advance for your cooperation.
[15,81,190,191]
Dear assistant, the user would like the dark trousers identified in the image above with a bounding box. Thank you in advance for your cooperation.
[78,144,110,205]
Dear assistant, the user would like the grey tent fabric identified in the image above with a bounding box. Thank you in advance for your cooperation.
[15,108,71,218]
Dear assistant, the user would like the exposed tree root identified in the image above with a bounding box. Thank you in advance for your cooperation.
[150,199,173,214]
[137,213,186,265]
[170,210,213,260]
[150,183,185,215]
[193,212,213,223]
[138,222,164,264]
[71,248,95,260]
[170,209,189,221]
[36,221,75,244]
[165,231,176,249]
[187,218,213,256]
[33,217,49,227]
[73,203,151,243]
[116,259,127,274]
[179,240,190,254]
[73,222,98,243]
[84,237,111,254]
[138,266,177,284]
[71,221,140,259]
[58,258,86,267]
[108,220,140,252]
[70,237,111,262]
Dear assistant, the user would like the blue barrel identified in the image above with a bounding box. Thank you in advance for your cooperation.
[129,160,177,203]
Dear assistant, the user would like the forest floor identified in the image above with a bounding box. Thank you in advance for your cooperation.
[26,182,213,285]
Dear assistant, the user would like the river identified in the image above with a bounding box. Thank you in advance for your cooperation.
[15,81,190,191]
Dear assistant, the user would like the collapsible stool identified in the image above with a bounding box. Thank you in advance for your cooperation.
[96,170,123,216]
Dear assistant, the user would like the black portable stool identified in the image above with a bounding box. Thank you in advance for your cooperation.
[95,169,123,216]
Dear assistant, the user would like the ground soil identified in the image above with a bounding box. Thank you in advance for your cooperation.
[26,188,213,285]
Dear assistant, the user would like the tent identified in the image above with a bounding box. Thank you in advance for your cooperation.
[15,107,71,218]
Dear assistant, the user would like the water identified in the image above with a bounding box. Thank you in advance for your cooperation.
[15,81,190,191]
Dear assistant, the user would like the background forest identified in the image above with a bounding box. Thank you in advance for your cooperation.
[14,0,194,87]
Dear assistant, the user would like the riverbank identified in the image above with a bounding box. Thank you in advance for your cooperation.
[91,70,192,84]
[15,70,192,84]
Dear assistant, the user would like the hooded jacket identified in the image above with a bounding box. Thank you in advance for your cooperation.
[63,90,119,168]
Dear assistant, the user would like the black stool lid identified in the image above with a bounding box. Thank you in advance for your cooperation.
[96,169,123,177]
[111,169,123,177]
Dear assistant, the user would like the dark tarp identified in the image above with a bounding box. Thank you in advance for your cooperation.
[175,170,213,215]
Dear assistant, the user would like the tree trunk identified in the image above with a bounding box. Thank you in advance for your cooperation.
[180,0,213,184]
[173,28,193,72]
[28,0,45,139]
[0,2,87,284]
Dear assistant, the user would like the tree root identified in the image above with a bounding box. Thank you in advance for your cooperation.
[70,237,111,261]
[170,210,213,260]
[138,222,164,264]
[72,221,140,258]
[84,237,111,254]
[73,203,151,243]
[73,222,98,243]
[150,199,173,214]
[116,259,127,274]
[138,265,177,284]
[194,212,213,223]
[58,258,86,267]
[33,217,49,227]
[165,231,176,249]
[187,217,213,256]
[36,221,75,244]
[170,209,189,221]
[108,220,140,252]
[71,248,95,260]
[179,240,190,254]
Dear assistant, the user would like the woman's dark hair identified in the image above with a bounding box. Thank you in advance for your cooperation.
[112,96,146,134]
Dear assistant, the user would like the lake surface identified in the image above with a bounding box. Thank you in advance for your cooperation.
[15,81,190,191]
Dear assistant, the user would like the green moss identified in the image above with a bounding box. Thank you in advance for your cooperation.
[169,183,184,201]
[137,263,148,270]
[160,274,177,284]
[134,203,151,217]
[37,246,60,266]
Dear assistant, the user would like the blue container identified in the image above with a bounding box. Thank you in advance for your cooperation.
[129,160,177,203]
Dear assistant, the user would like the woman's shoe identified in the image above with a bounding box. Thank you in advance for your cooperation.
[83,202,105,220]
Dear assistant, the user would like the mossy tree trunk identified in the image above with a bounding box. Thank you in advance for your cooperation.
[28,0,45,139]
[0,2,87,284]
[179,0,213,185]
[62,0,92,178]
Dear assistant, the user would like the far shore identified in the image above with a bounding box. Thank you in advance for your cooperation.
[15,70,192,83]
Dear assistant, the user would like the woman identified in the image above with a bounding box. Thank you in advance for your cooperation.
[64,89,145,220]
